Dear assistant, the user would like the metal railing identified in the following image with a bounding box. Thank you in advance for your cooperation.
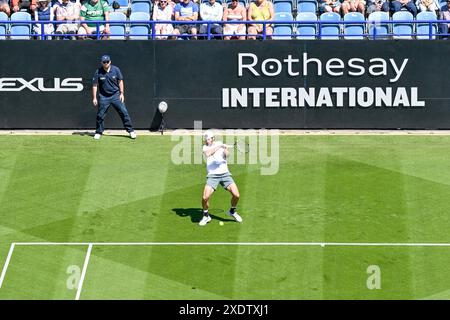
[0,18,448,40]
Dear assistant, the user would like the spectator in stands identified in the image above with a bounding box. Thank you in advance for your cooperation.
[34,0,54,38]
[199,0,223,39]
[54,0,80,39]
[416,0,439,13]
[0,0,11,16]
[12,0,37,13]
[318,0,341,14]
[152,0,174,39]
[439,0,450,38]
[247,0,274,40]
[367,0,389,14]
[78,0,110,39]
[223,0,246,40]
[340,0,366,15]
[172,0,199,39]
[384,0,418,16]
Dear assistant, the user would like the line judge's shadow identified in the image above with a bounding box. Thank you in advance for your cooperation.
[172,208,235,224]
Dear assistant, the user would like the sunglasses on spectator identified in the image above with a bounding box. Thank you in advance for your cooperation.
[160,1,167,3]
[102,60,110,64]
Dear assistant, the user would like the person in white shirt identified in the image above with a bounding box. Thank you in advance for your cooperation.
[153,0,174,40]
[199,130,242,226]
[199,0,223,39]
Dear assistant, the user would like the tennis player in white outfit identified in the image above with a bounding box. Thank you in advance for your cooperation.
[199,130,243,226]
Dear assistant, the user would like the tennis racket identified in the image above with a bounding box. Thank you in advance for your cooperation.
[225,139,250,154]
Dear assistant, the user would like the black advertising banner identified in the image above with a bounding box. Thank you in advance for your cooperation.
[0,40,449,129]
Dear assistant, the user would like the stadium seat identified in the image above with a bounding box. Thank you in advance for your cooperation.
[319,12,340,40]
[392,11,414,40]
[273,12,294,39]
[10,12,32,40]
[0,12,7,40]
[343,12,365,40]
[129,12,151,39]
[296,11,317,39]
[130,0,152,13]
[109,11,127,40]
[416,11,437,40]
[297,0,317,13]
[117,0,130,6]
[367,11,390,40]
[273,0,293,14]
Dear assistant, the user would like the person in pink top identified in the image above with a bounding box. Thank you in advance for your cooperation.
[223,0,246,40]
[153,0,174,39]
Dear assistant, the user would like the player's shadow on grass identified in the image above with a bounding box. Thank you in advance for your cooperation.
[172,208,235,224]
[72,131,95,137]
[71,131,133,140]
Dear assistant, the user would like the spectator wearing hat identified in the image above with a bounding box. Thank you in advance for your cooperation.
[199,0,223,39]
[54,0,80,39]
[12,0,37,13]
[92,55,136,140]
[223,0,246,40]
[152,0,174,39]
[173,0,199,39]
[34,0,54,38]
[0,0,11,16]
[78,0,110,39]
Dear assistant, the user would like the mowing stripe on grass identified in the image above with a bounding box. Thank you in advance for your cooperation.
[0,243,15,289]
[75,243,93,300]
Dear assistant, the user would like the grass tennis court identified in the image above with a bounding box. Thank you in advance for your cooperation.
[1,134,450,299]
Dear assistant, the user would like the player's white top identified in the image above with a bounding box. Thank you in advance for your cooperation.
[203,141,229,176]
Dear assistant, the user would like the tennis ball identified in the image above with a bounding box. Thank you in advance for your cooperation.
[219,221,224,226]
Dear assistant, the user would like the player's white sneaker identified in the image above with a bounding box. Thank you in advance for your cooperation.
[228,211,243,223]
[129,131,137,139]
[93,133,101,140]
[199,215,211,226]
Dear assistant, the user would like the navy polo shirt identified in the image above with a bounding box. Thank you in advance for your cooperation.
[93,65,123,99]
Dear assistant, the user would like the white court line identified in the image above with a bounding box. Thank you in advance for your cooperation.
[12,242,450,247]
[75,243,93,301]
[0,243,15,289]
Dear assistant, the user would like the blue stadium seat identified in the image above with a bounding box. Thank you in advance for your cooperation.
[367,11,390,40]
[109,11,127,40]
[129,12,151,39]
[343,12,365,40]
[416,11,437,39]
[319,12,340,39]
[0,12,7,40]
[297,0,317,13]
[273,12,293,39]
[10,12,32,40]
[130,0,152,13]
[296,11,317,39]
[273,0,293,14]
[392,11,414,39]
[117,0,129,6]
